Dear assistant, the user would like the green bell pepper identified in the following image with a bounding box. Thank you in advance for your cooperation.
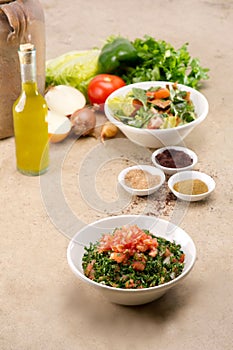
[98,37,138,73]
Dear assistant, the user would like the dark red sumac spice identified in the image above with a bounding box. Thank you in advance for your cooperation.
[155,149,193,168]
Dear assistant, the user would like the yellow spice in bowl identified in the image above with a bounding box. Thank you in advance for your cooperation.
[173,179,208,195]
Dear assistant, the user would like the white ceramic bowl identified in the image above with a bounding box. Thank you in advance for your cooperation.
[168,170,216,202]
[151,146,198,175]
[118,165,165,196]
[104,81,209,148]
[67,215,196,306]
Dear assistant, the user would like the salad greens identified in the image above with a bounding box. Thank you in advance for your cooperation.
[82,232,185,289]
[45,35,209,98]
[121,35,209,89]
[131,87,148,109]
[108,83,196,129]
[46,49,100,96]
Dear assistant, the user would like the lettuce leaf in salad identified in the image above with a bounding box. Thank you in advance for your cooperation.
[161,116,177,129]
[107,95,135,117]
[46,49,100,97]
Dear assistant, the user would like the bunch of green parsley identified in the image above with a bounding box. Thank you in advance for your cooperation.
[120,35,209,89]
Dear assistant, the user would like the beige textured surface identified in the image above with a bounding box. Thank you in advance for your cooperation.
[1,1,233,349]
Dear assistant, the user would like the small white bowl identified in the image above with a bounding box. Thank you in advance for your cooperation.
[168,170,216,202]
[118,165,165,196]
[151,146,198,175]
[67,215,196,305]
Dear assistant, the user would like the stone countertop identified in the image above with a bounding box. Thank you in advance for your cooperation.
[1,1,233,349]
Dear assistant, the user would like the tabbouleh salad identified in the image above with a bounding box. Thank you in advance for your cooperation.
[82,224,185,289]
[107,82,197,130]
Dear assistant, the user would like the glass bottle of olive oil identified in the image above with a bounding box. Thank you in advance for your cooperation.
[13,43,49,176]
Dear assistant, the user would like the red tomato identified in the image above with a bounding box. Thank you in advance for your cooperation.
[110,252,127,263]
[132,261,146,271]
[87,74,126,106]
[179,253,185,263]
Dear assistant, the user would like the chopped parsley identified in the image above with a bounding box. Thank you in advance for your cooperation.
[82,226,185,289]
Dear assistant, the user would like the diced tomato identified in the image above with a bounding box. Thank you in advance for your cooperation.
[154,88,170,99]
[85,263,92,275]
[85,260,95,273]
[125,279,135,288]
[149,249,158,257]
[136,244,148,252]
[88,270,95,280]
[98,225,159,262]
[164,248,171,257]
[146,88,170,100]
[113,244,124,252]
[85,261,95,279]
[132,261,146,271]
[151,238,159,247]
[137,285,144,289]
[110,252,127,263]
[179,253,185,263]
[110,282,119,288]
[146,91,156,98]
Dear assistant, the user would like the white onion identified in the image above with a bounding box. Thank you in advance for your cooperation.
[47,110,72,143]
[45,85,86,116]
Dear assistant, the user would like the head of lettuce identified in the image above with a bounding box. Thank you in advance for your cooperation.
[45,49,100,98]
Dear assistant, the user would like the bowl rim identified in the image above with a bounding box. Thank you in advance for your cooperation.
[104,80,209,133]
[168,170,216,199]
[67,214,197,293]
[118,164,166,194]
[151,146,198,172]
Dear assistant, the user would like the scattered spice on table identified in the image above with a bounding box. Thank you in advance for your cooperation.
[155,149,193,168]
[124,169,161,189]
[173,179,208,195]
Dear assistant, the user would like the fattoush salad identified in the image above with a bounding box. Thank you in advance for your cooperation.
[107,82,197,130]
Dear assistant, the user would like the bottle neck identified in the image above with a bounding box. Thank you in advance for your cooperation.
[18,48,38,91]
